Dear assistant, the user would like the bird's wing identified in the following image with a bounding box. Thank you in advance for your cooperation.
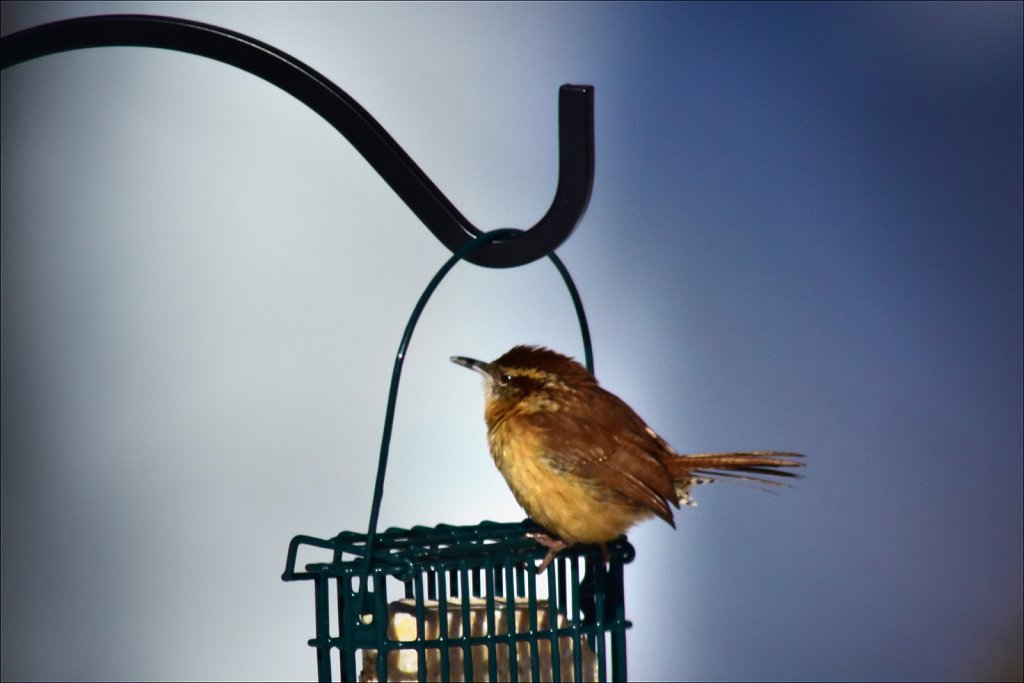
[528,386,679,525]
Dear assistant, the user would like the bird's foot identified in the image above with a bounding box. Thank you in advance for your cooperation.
[525,531,567,573]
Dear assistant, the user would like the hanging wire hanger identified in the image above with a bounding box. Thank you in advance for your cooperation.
[0,14,594,268]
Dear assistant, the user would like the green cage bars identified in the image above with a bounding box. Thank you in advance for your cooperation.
[283,520,633,682]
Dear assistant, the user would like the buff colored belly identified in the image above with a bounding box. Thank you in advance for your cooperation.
[488,424,649,545]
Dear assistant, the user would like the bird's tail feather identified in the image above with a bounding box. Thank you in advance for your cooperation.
[665,451,804,496]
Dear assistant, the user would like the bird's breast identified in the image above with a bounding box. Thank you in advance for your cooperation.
[486,417,648,545]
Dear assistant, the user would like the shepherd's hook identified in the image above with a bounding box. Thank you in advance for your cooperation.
[1,14,594,267]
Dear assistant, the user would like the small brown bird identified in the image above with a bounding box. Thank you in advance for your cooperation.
[451,345,803,572]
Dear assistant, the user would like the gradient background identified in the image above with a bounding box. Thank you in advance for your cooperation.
[2,2,1021,681]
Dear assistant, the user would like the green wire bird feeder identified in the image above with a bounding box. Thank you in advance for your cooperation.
[283,520,632,682]
[2,15,633,682]
[283,229,635,682]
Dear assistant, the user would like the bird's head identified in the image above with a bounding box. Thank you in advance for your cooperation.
[450,345,596,421]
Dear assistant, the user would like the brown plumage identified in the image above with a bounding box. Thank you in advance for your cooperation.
[451,345,804,571]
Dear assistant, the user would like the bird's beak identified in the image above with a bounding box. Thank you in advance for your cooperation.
[450,355,492,377]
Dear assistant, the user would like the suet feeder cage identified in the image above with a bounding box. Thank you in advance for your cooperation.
[3,15,633,682]
[280,218,634,681]
[284,521,633,682]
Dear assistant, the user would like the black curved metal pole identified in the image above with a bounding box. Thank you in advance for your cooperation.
[0,14,594,268]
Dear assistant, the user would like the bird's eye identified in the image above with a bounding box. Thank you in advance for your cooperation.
[499,373,512,386]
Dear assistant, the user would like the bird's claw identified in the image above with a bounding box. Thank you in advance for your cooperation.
[525,531,567,573]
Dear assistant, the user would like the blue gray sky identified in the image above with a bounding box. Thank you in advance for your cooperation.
[2,2,1021,681]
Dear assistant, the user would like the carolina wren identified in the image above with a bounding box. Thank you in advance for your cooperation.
[451,345,803,572]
